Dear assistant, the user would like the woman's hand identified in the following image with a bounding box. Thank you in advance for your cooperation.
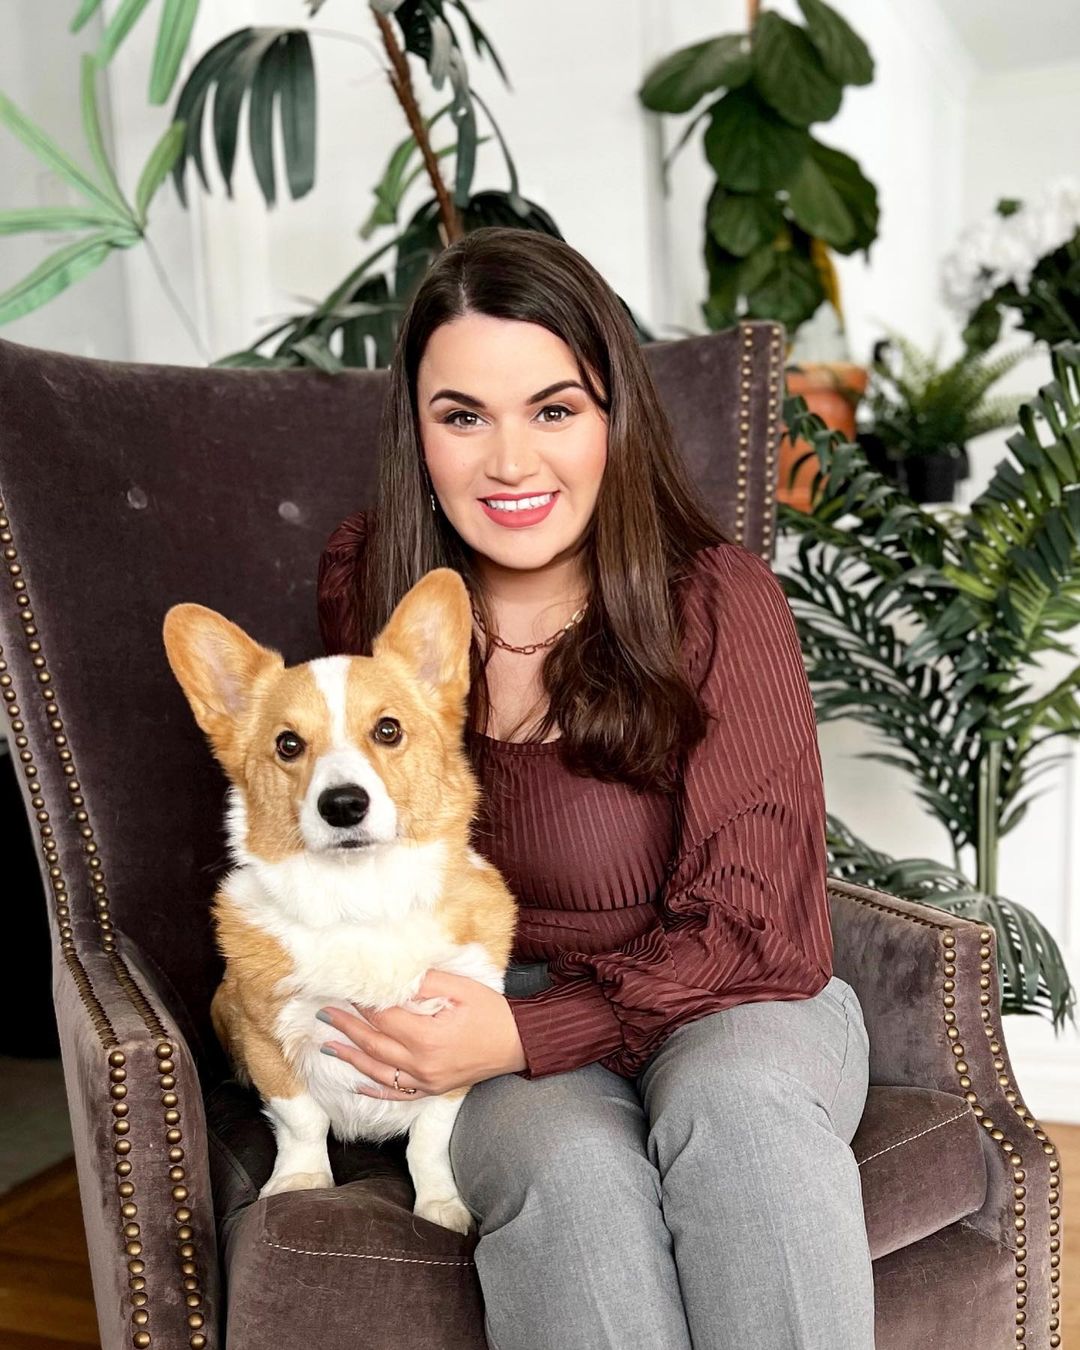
[316,968,527,1098]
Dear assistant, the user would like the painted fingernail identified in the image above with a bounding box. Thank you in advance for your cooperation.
[315,1010,334,1025]
[320,1044,338,1058]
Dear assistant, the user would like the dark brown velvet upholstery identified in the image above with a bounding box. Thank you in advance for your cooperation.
[0,323,1061,1349]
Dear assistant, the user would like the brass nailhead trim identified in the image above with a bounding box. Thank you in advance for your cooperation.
[762,325,783,558]
[827,884,1059,1345]
[1,499,209,1347]
[734,324,753,546]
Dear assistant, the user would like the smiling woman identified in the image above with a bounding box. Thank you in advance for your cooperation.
[323,226,730,781]
[315,226,872,1350]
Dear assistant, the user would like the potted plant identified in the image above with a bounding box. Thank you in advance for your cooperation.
[862,330,1031,504]
[942,175,1080,356]
[0,2,655,363]
[776,340,1080,1029]
[638,0,880,509]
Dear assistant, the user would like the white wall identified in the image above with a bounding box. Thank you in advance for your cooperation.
[0,1,132,360]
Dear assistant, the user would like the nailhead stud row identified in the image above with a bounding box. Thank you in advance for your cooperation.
[828,886,1060,1346]
[1,498,209,1348]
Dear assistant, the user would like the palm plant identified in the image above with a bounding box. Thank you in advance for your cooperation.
[1,1,655,365]
[779,339,1080,1031]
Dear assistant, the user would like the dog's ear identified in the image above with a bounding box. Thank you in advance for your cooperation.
[372,569,472,711]
[163,604,284,755]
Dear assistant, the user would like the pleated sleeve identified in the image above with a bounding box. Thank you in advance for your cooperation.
[506,541,833,1080]
[317,509,369,656]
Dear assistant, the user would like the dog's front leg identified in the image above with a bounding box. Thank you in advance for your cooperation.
[407,1089,474,1234]
[261,1093,334,1197]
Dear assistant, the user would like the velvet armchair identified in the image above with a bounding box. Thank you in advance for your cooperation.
[0,321,1061,1349]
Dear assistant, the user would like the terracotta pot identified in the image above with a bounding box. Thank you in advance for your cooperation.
[780,362,869,512]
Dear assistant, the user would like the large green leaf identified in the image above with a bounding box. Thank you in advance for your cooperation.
[0,232,114,325]
[745,249,823,326]
[0,206,120,234]
[703,87,810,193]
[170,29,316,206]
[79,55,130,218]
[359,109,468,239]
[280,31,316,199]
[805,138,879,256]
[706,190,784,257]
[171,28,254,203]
[785,151,855,247]
[98,0,153,66]
[0,89,129,221]
[797,0,874,87]
[214,30,282,194]
[149,0,201,104]
[71,0,105,34]
[752,12,842,128]
[135,121,186,220]
[448,0,510,88]
[639,35,751,114]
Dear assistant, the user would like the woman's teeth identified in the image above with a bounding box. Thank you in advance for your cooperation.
[483,493,554,512]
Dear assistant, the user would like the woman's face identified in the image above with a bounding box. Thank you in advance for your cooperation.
[416,313,608,579]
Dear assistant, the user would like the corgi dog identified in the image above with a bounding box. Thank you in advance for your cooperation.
[162,568,518,1234]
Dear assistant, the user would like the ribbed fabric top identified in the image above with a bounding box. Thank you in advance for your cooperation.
[317,510,833,1080]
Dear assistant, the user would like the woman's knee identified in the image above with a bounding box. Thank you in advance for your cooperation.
[449,1064,656,1218]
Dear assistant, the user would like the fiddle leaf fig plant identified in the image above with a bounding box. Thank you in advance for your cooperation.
[639,0,879,341]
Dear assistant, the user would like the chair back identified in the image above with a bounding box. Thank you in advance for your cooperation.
[0,322,785,1066]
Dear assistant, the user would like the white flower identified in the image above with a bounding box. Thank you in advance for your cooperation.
[941,176,1080,318]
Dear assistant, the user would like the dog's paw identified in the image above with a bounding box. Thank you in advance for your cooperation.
[413,1192,475,1234]
[259,1169,334,1198]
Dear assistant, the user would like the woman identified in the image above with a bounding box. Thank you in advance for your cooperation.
[315,227,874,1350]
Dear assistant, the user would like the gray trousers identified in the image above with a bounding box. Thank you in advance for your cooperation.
[449,962,874,1350]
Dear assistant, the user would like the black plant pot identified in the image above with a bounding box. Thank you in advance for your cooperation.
[856,431,903,485]
[902,451,962,504]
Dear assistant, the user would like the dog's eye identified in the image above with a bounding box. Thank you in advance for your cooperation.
[275,731,305,760]
[373,717,402,746]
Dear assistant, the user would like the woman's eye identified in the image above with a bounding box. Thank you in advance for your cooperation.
[374,717,403,746]
[538,404,572,423]
[443,404,573,428]
[275,731,305,760]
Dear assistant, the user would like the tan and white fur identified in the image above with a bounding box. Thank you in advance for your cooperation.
[162,569,517,1234]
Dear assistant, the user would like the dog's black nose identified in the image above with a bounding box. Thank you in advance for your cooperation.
[317,784,370,829]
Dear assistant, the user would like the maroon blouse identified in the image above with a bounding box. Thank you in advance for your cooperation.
[317,511,833,1081]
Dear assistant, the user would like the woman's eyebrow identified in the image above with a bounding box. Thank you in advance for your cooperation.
[427,379,586,409]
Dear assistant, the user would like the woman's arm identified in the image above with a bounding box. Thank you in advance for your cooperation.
[506,543,833,1080]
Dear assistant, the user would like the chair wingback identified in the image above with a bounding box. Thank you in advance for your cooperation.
[0,321,784,1063]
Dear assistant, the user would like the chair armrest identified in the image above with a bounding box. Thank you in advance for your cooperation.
[828,877,1062,1270]
[55,935,221,1350]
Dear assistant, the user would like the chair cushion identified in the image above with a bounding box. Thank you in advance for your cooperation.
[854,1085,987,1259]
[206,1079,987,1347]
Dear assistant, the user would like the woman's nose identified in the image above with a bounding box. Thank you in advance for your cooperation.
[484,426,542,481]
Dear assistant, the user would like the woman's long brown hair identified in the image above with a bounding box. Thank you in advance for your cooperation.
[356,226,732,794]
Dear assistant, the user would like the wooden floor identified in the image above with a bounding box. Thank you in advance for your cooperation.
[0,1156,98,1347]
[0,1127,1075,1347]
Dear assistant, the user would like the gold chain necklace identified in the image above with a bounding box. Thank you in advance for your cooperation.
[471,602,589,656]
